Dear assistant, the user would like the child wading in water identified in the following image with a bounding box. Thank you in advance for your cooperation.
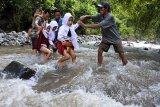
[56,13,80,69]
[37,23,52,63]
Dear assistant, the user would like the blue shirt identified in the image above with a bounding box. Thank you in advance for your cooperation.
[53,18,63,42]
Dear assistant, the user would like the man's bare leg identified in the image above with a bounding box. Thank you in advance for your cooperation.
[119,53,128,65]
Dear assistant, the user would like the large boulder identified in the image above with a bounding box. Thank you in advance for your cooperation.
[2,61,36,79]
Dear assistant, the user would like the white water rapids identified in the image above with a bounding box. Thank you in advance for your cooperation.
[0,41,160,107]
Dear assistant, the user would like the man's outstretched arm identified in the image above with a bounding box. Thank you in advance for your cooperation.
[80,15,92,21]
[78,20,101,28]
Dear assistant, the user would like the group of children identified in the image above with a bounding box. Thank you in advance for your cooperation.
[28,8,80,69]
[28,2,128,69]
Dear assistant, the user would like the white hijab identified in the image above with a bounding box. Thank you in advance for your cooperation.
[42,23,50,38]
[48,21,58,45]
[58,13,79,42]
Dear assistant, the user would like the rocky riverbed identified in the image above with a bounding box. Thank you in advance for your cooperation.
[0,31,159,54]
[0,31,102,46]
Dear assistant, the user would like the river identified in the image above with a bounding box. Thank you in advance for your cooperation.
[0,42,160,107]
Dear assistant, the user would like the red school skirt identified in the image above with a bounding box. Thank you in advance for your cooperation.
[36,32,49,51]
[56,41,74,55]
[56,41,66,55]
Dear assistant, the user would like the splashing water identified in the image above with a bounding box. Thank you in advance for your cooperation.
[0,44,159,107]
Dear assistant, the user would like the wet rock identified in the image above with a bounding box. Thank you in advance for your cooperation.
[144,41,149,44]
[8,41,16,46]
[122,38,128,41]
[0,33,4,37]
[0,34,3,44]
[148,40,160,45]
[136,40,140,43]
[142,100,156,107]
[11,31,18,37]
[94,41,100,46]
[2,42,9,46]
[127,41,134,46]
[98,37,101,40]
[144,47,149,50]
[2,61,36,79]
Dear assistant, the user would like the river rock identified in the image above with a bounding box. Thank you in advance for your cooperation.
[0,31,103,46]
[2,61,36,79]
[94,41,101,46]
[0,31,30,46]
[0,33,4,37]
[0,34,3,44]
[11,31,18,37]
[144,47,149,50]
[8,41,16,46]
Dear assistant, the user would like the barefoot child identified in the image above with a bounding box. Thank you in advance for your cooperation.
[56,13,80,68]
[37,23,52,63]
[36,9,52,63]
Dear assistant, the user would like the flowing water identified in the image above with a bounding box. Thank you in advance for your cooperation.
[0,43,160,107]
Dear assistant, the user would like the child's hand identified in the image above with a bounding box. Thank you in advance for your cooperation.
[62,41,67,46]
[37,26,42,31]
[62,41,73,47]
[38,14,43,17]
[34,13,43,17]
[80,15,86,21]
[36,30,40,36]
[78,20,85,27]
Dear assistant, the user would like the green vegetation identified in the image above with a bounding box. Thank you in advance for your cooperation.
[0,0,159,40]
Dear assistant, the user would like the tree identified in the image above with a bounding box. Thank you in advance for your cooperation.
[0,0,159,40]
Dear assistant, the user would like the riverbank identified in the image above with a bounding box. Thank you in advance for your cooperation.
[0,31,160,46]
[0,31,160,55]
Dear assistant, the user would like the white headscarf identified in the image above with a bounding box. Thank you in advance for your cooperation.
[58,13,79,42]
[48,21,58,45]
[42,23,50,38]
[50,21,58,32]
[62,13,72,25]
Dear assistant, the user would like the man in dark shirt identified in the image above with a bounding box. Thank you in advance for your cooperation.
[78,2,128,66]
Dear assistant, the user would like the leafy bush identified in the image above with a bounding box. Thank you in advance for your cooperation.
[0,0,159,39]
